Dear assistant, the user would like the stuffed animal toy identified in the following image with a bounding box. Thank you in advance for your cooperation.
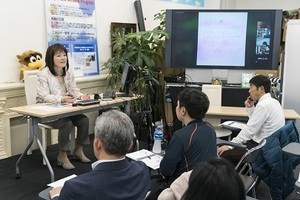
[17,50,43,80]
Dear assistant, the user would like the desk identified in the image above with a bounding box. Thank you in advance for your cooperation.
[206,106,300,121]
[9,96,139,182]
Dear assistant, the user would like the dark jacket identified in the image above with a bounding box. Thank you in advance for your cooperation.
[252,121,300,200]
[54,159,151,200]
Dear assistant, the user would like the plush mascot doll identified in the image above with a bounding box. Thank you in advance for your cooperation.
[17,50,43,81]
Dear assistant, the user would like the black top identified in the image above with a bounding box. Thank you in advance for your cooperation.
[160,119,217,184]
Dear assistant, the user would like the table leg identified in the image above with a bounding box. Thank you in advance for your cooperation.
[27,117,32,155]
[124,101,130,115]
[15,117,55,182]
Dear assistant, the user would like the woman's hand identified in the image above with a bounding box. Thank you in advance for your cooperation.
[62,95,76,103]
[80,94,90,100]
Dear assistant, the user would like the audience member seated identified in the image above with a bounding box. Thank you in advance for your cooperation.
[146,88,217,199]
[158,157,246,200]
[49,110,151,200]
[217,75,285,165]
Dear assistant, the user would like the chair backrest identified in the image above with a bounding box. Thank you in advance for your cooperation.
[201,84,222,106]
[24,70,39,105]
[235,139,266,174]
[202,84,222,126]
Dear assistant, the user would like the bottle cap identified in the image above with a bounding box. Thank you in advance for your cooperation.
[155,121,162,126]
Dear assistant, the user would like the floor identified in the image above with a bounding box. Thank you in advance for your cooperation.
[1,132,300,200]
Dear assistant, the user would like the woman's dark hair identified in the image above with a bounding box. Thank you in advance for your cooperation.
[178,88,209,119]
[45,43,69,76]
[249,75,271,93]
[182,157,245,200]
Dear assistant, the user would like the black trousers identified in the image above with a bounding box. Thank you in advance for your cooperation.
[221,139,258,166]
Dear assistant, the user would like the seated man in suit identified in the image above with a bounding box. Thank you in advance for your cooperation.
[217,75,285,165]
[49,110,151,200]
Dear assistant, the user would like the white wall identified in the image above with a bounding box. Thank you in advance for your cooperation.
[281,20,300,129]
[0,0,221,85]
[235,0,300,10]
[2,0,296,85]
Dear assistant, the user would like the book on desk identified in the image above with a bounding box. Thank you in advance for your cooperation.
[126,149,163,170]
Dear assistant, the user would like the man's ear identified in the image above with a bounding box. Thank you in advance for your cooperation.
[128,141,133,151]
[259,86,265,92]
[180,106,187,116]
[94,137,102,151]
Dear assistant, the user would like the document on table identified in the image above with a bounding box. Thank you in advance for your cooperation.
[31,104,70,111]
[126,149,163,170]
[47,174,77,187]
[222,121,247,130]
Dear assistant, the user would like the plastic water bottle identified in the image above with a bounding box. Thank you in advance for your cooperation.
[152,125,163,153]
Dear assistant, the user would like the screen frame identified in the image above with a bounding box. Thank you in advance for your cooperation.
[165,9,283,70]
[119,62,134,95]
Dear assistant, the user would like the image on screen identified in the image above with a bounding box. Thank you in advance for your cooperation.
[196,12,248,67]
[255,21,271,55]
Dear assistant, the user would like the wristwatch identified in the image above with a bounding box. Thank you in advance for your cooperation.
[227,145,234,150]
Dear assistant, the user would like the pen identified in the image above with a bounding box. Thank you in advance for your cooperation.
[145,152,151,159]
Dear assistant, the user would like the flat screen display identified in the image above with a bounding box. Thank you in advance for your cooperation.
[165,9,282,70]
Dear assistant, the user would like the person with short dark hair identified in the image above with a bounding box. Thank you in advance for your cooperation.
[37,43,91,170]
[147,88,217,200]
[49,110,151,200]
[160,88,217,183]
[218,75,285,165]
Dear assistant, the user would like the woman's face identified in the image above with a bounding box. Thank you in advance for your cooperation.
[53,51,67,69]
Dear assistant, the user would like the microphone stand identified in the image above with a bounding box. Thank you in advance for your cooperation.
[142,74,160,150]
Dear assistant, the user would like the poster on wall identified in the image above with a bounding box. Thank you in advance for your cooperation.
[161,0,204,7]
[44,0,99,77]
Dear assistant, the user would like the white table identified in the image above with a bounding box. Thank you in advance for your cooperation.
[9,96,140,182]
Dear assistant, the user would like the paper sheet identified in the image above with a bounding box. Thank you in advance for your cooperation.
[126,149,163,170]
[47,174,77,187]
[31,104,70,111]
[222,121,247,130]
[140,154,163,170]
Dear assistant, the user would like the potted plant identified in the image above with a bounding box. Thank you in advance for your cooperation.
[102,10,169,95]
[103,11,169,144]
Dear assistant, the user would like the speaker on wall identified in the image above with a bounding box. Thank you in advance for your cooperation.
[134,0,146,31]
